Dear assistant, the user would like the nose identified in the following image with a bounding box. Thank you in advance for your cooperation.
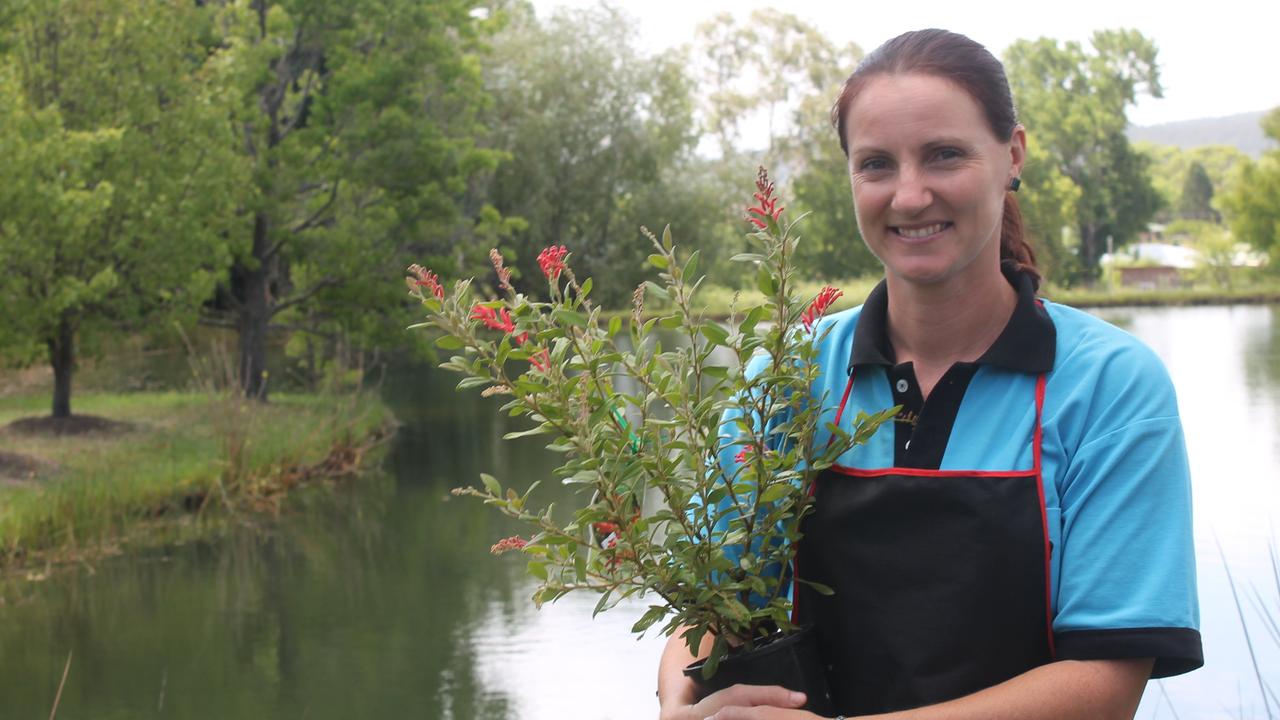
[890,166,932,216]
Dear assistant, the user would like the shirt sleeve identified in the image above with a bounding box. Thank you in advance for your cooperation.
[1051,345,1202,678]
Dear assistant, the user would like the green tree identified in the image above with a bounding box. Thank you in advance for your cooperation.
[694,9,860,159]
[1005,30,1164,284]
[788,92,881,281]
[1017,140,1083,283]
[480,4,701,306]
[1178,161,1218,221]
[1137,142,1248,223]
[0,0,243,419]
[691,11,871,280]
[1221,107,1280,262]
[204,0,504,398]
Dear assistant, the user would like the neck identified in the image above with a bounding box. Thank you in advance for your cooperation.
[885,267,1017,369]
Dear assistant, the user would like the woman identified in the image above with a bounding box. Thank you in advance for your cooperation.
[656,29,1201,719]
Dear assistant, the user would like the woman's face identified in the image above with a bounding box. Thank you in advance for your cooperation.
[844,73,1025,289]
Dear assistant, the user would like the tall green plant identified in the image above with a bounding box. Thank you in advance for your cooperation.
[409,169,893,676]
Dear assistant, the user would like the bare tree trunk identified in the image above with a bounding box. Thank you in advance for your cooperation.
[239,212,272,400]
[48,314,75,419]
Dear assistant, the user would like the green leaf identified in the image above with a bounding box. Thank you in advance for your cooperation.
[648,253,669,269]
[703,365,729,379]
[631,605,668,634]
[574,550,587,582]
[480,473,501,496]
[593,589,614,618]
[730,253,766,264]
[756,265,777,296]
[800,579,835,596]
[661,224,673,251]
[658,314,683,329]
[643,281,670,302]
[552,308,588,328]
[435,335,464,350]
[699,322,729,346]
[702,636,727,680]
[683,249,700,279]
[503,425,553,440]
[456,376,491,391]
[526,561,548,580]
[608,315,622,337]
[758,483,792,504]
[740,305,769,335]
[579,277,593,299]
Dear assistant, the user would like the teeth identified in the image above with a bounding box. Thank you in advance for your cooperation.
[897,223,945,239]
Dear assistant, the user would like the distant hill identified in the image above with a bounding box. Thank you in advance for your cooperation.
[1128,111,1276,157]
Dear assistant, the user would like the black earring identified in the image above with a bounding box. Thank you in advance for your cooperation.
[1009,177,1022,192]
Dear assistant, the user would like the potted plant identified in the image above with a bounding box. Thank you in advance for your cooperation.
[406,169,893,711]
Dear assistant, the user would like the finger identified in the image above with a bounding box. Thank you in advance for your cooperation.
[718,684,807,708]
[704,706,772,720]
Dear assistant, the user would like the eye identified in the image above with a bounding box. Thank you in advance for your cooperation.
[858,156,890,172]
[932,147,964,162]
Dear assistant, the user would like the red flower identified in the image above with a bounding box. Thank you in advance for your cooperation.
[734,448,750,464]
[529,348,551,373]
[490,535,527,555]
[537,245,569,280]
[802,286,843,331]
[407,264,444,300]
[593,521,619,536]
[471,304,516,334]
[745,167,785,229]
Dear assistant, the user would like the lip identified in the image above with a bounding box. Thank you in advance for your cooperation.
[889,221,952,241]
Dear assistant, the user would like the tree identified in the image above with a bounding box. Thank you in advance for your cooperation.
[1178,161,1218,222]
[1137,142,1248,223]
[1005,30,1164,284]
[204,0,504,398]
[689,11,872,280]
[694,9,860,159]
[1220,107,1280,262]
[480,4,702,306]
[1017,140,1082,283]
[788,91,881,281]
[0,0,244,419]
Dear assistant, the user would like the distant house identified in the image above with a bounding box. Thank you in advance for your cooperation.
[1117,266,1183,289]
[1102,241,1200,289]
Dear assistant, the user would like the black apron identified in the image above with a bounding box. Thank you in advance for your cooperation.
[793,371,1055,716]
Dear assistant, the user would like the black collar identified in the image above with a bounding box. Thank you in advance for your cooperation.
[847,262,1056,375]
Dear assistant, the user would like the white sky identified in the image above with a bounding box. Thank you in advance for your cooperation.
[529,0,1279,129]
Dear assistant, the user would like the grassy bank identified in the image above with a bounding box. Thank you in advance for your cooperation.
[0,389,393,569]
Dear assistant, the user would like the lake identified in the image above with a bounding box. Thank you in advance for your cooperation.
[1,304,1277,719]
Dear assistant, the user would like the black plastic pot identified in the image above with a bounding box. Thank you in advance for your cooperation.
[683,625,833,715]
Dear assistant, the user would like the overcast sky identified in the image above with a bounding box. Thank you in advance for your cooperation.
[528,0,1277,129]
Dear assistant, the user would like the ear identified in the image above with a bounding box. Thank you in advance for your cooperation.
[1008,124,1027,181]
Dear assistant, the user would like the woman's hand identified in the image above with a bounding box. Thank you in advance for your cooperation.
[659,684,811,720]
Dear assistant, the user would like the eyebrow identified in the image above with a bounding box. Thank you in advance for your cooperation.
[850,137,978,157]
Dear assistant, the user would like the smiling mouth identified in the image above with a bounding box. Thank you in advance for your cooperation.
[891,222,951,239]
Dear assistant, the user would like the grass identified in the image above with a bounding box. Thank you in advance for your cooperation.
[0,388,393,569]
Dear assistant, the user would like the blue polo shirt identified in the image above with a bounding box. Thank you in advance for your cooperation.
[719,266,1202,678]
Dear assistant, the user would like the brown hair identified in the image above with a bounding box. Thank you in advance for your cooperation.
[832,29,1039,288]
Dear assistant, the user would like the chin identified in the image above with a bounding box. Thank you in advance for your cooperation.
[884,258,960,287]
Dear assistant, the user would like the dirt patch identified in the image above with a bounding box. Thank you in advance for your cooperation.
[5,414,136,437]
[0,451,53,485]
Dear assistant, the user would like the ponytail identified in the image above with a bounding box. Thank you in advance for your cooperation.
[999,193,1040,290]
